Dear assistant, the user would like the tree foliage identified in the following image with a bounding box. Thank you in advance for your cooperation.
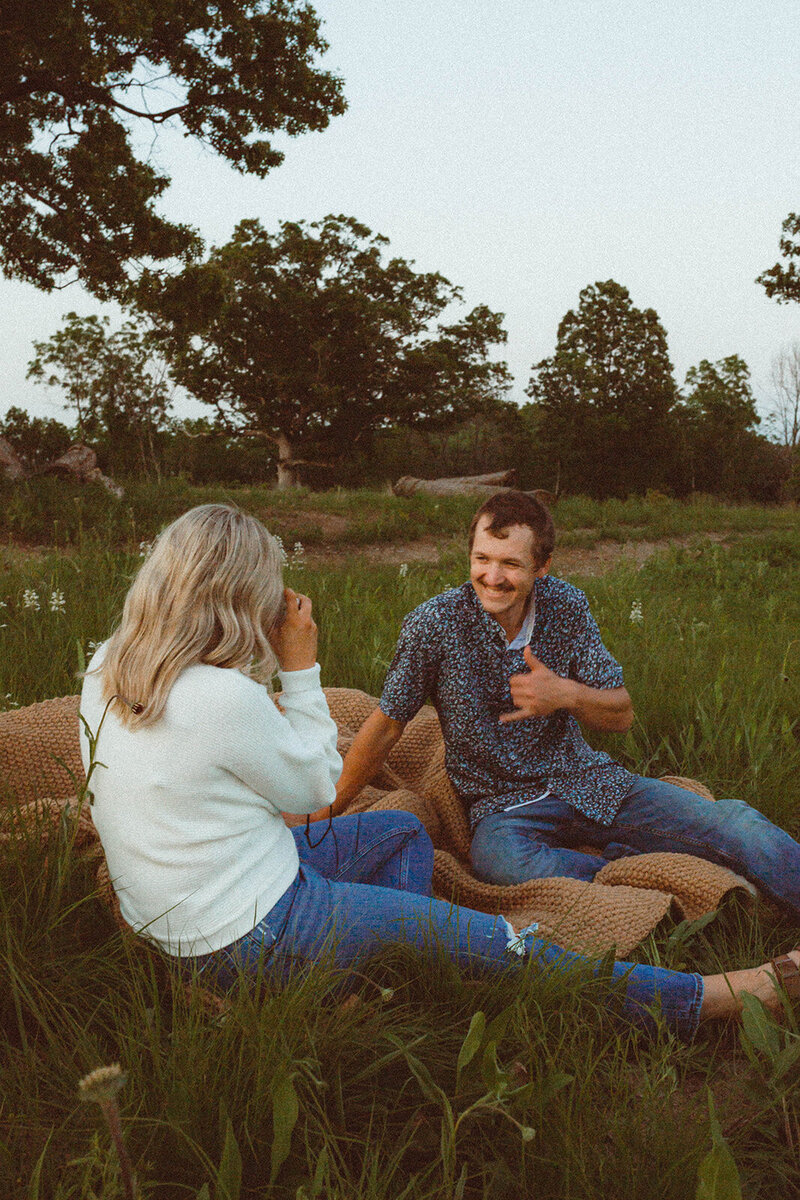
[27,312,174,474]
[146,214,512,486]
[525,279,677,495]
[678,355,762,496]
[757,213,800,304]
[0,0,345,297]
[0,404,72,468]
[682,356,759,434]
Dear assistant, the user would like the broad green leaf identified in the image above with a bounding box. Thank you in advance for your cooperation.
[539,1071,574,1105]
[667,910,718,948]
[309,1145,329,1197]
[696,1091,742,1200]
[456,1011,485,1087]
[484,1004,514,1047]
[215,1118,242,1200]
[270,1073,299,1186]
[770,1040,800,1084]
[739,992,781,1060]
[481,1041,507,1097]
[405,1051,447,1107]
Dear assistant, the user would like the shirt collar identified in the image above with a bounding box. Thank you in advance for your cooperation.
[462,579,541,650]
[507,597,536,650]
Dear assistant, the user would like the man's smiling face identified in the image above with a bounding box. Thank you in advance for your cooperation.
[469,516,550,638]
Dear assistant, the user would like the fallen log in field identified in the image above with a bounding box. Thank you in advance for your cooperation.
[392,470,517,497]
[393,471,557,507]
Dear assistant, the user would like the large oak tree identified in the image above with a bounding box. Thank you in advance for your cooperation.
[0,0,345,298]
[145,215,512,487]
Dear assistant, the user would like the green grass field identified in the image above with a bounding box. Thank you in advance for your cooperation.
[2,490,800,1197]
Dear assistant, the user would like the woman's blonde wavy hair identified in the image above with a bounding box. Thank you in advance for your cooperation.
[97,504,285,728]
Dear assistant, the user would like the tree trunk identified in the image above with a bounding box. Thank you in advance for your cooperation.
[275,433,300,489]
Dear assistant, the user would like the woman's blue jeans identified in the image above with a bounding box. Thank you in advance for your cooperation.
[471,775,800,920]
[183,811,702,1039]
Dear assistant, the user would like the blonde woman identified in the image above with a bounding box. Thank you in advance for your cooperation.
[80,504,800,1037]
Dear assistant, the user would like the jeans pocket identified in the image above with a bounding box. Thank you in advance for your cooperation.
[231,918,280,971]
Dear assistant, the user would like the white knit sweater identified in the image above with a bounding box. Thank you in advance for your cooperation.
[80,651,342,955]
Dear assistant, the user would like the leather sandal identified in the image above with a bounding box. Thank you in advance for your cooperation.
[771,948,800,1002]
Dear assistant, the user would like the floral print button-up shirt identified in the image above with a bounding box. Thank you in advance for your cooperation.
[379,577,634,829]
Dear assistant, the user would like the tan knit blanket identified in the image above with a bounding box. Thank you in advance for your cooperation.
[0,690,753,957]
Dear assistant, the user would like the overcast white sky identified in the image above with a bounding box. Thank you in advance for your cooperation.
[2,0,799,426]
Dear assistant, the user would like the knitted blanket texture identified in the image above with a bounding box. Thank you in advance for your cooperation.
[0,690,752,957]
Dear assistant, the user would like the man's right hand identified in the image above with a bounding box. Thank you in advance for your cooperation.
[268,587,318,672]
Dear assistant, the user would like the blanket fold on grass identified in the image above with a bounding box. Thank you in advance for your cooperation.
[0,691,754,957]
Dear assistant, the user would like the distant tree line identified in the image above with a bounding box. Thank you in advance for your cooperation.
[6,262,796,502]
[5,264,797,502]
[2,0,799,502]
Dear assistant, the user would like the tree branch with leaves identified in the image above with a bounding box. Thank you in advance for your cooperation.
[0,0,345,298]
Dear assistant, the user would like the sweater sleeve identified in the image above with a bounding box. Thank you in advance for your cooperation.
[221,666,342,814]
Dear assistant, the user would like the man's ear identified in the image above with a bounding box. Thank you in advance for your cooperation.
[535,556,552,578]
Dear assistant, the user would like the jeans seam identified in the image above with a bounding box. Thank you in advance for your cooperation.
[607,819,734,859]
[328,827,419,883]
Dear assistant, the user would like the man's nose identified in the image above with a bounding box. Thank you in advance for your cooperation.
[483,564,504,585]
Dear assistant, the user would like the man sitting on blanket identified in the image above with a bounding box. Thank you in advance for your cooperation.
[331,489,800,919]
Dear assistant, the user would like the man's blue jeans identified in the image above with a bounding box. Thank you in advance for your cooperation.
[471,775,800,919]
[184,811,703,1039]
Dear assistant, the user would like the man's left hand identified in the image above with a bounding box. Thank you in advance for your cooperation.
[500,646,573,723]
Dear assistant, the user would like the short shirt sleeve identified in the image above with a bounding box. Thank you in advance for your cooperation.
[379,608,440,724]
[567,593,625,690]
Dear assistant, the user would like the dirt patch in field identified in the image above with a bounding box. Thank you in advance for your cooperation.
[305,532,730,574]
[552,532,729,576]
[307,537,452,566]
[1,542,69,566]
[287,510,351,536]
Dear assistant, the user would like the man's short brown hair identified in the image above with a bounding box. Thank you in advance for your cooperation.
[468,491,555,567]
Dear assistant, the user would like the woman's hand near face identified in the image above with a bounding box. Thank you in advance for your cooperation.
[269,588,318,672]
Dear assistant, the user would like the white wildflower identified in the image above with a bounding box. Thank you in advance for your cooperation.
[49,589,66,614]
[87,640,101,655]
[78,1063,126,1103]
[0,600,7,608]
[398,562,409,578]
[138,540,153,558]
[273,534,288,565]
[629,600,643,624]
[1,694,19,710]
[22,588,40,611]
[291,541,306,569]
